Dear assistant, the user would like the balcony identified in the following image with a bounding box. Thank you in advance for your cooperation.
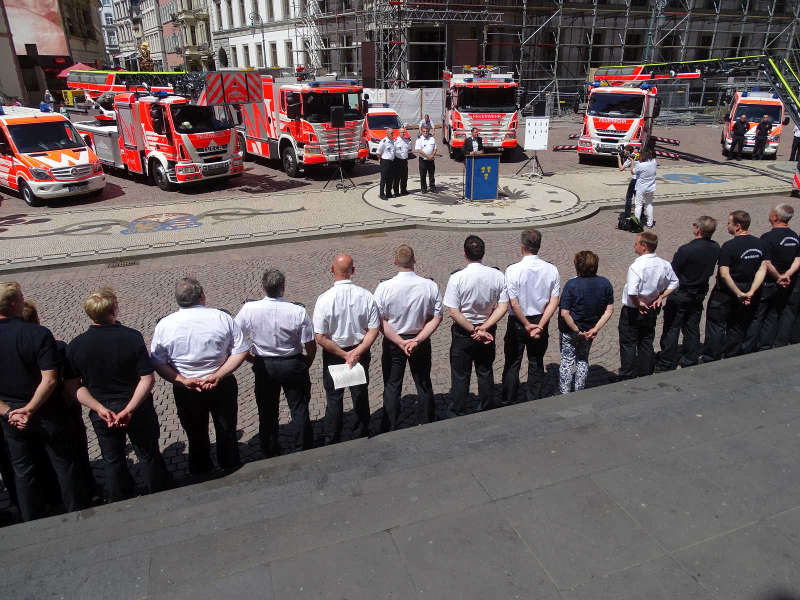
[174,6,208,23]
[183,42,212,57]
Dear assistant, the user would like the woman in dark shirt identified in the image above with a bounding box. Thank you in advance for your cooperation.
[558,251,615,393]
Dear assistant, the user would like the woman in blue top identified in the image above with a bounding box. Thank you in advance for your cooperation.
[559,251,615,393]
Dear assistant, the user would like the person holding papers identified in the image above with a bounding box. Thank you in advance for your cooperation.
[313,254,380,444]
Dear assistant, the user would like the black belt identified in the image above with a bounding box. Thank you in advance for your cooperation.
[258,353,302,361]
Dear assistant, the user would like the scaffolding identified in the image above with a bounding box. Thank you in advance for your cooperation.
[284,0,800,110]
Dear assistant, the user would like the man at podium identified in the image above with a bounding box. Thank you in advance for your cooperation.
[464,128,484,155]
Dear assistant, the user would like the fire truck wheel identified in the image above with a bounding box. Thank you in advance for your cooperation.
[19,181,42,207]
[152,161,175,191]
[449,146,456,159]
[578,154,589,165]
[282,147,300,178]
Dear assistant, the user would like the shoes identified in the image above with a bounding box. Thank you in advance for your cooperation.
[401,190,409,195]
[430,186,437,192]
[420,188,428,193]
[379,194,387,200]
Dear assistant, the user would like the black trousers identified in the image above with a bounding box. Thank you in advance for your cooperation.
[730,136,745,158]
[252,354,312,456]
[381,335,434,432]
[1,404,88,521]
[656,288,706,370]
[748,281,798,350]
[618,305,659,380]
[322,347,371,444]
[501,315,548,404]
[379,158,394,196]
[790,136,800,162]
[702,286,759,362]
[624,178,636,217]
[173,375,240,474]
[392,158,408,195]
[448,323,496,416]
[90,395,171,503]
[419,158,436,191]
[753,137,767,159]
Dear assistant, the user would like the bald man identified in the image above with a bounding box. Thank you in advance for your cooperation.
[313,254,380,444]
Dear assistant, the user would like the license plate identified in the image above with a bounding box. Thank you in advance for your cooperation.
[203,163,228,175]
[67,182,88,192]
[597,144,618,152]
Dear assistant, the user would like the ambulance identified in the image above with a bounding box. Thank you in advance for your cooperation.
[363,103,408,157]
[720,90,790,158]
[0,105,105,207]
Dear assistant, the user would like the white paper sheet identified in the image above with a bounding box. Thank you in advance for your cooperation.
[327,363,367,389]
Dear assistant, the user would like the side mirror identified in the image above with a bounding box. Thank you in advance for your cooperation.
[652,97,661,119]
[287,102,301,120]
[0,141,9,155]
[784,116,791,126]
[82,134,93,148]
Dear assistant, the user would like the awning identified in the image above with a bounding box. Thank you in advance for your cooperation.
[56,62,95,78]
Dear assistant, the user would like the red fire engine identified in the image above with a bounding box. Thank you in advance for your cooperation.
[233,66,368,177]
[442,66,519,159]
[71,71,260,190]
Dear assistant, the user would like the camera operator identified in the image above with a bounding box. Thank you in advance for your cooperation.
[617,145,638,218]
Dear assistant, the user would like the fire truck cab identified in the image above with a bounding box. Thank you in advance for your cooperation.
[721,90,789,158]
[578,83,660,163]
[442,67,519,159]
[234,69,368,177]
[0,105,105,207]
[363,103,409,157]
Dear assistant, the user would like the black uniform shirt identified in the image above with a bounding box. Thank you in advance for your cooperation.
[755,120,772,139]
[717,234,768,291]
[760,227,800,277]
[671,238,721,294]
[732,120,748,137]
[66,322,154,404]
[0,318,60,407]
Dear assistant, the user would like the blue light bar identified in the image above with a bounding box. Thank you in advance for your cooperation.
[0,106,4,115]
[742,91,749,97]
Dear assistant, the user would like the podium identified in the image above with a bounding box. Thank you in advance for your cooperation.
[464,153,501,201]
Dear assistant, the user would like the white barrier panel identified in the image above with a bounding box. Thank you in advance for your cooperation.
[421,89,443,126]
[363,88,445,127]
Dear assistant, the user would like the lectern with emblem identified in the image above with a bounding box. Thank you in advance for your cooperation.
[464,153,501,201]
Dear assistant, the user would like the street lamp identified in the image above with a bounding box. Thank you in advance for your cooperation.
[249,11,266,69]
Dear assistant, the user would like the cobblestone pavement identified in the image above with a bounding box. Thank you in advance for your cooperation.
[1,189,789,510]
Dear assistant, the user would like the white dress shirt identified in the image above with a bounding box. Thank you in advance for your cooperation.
[443,262,509,324]
[313,280,381,348]
[415,135,437,158]
[505,255,560,316]
[234,296,313,357]
[621,253,679,308]
[150,305,249,378]
[374,271,444,335]
[393,136,411,160]
[377,137,395,160]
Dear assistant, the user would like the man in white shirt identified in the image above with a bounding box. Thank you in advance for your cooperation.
[619,232,678,379]
[502,229,560,404]
[376,128,396,200]
[415,124,438,193]
[443,235,509,416]
[418,114,434,132]
[631,144,658,228]
[374,245,443,431]
[234,269,316,457]
[464,127,483,155]
[790,123,800,162]
[313,254,380,444]
[392,126,411,196]
[151,278,249,475]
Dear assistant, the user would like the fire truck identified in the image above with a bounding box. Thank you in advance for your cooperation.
[442,66,519,159]
[577,82,661,163]
[233,67,368,177]
[71,71,260,190]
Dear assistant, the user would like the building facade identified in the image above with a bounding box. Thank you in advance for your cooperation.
[112,0,142,69]
[141,0,165,69]
[0,0,26,102]
[100,0,119,66]
[59,0,106,65]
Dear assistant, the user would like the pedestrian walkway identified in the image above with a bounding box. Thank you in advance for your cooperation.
[0,160,794,272]
[4,346,800,599]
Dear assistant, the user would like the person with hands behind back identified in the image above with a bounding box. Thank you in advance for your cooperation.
[65,287,171,503]
[151,278,249,476]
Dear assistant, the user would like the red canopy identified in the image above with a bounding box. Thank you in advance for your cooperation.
[57,63,95,78]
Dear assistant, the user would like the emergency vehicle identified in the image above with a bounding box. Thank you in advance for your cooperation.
[363,103,409,157]
[233,67,368,177]
[577,82,660,163]
[720,90,789,158]
[0,105,105,207]
[72,71,259,190]
[67,70,178,99]
[442,66,519,159]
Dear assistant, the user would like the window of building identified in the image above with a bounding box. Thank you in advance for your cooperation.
[190,25,197,45]
[256,42,264,67]
[238,0,246,26]
[215,1,222,29]
[266,0,274,21]
[282,0,289,19]
[231,45,238,66]
[285,40,293,67]
[269,42,278,67]
[105,14,113,25]
[225,0,233,28]
[244,44,251,67]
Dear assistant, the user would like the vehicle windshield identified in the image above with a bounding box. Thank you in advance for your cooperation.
[588,93,645,118]
[7,121,86,153]
[302,91,362,123]
[456,87,516,112]
[367,114,402,130]
[170,104,232,133]
[734,104,782,123]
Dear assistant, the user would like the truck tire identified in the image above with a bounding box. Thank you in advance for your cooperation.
[20,181,42,207]
[578,154,589,165]
[152,161,175,191]
[282,146,300,177]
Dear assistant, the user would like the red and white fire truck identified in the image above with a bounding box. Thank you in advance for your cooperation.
[576,82,661,163]
[233,67,368,177]
[442,66,519,159]
[72,71,260,190]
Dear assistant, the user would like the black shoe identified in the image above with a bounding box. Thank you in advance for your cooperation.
[430,187,437,192]
[379,194,387,200]
[401,190,408,195]
[420,188,428,193]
